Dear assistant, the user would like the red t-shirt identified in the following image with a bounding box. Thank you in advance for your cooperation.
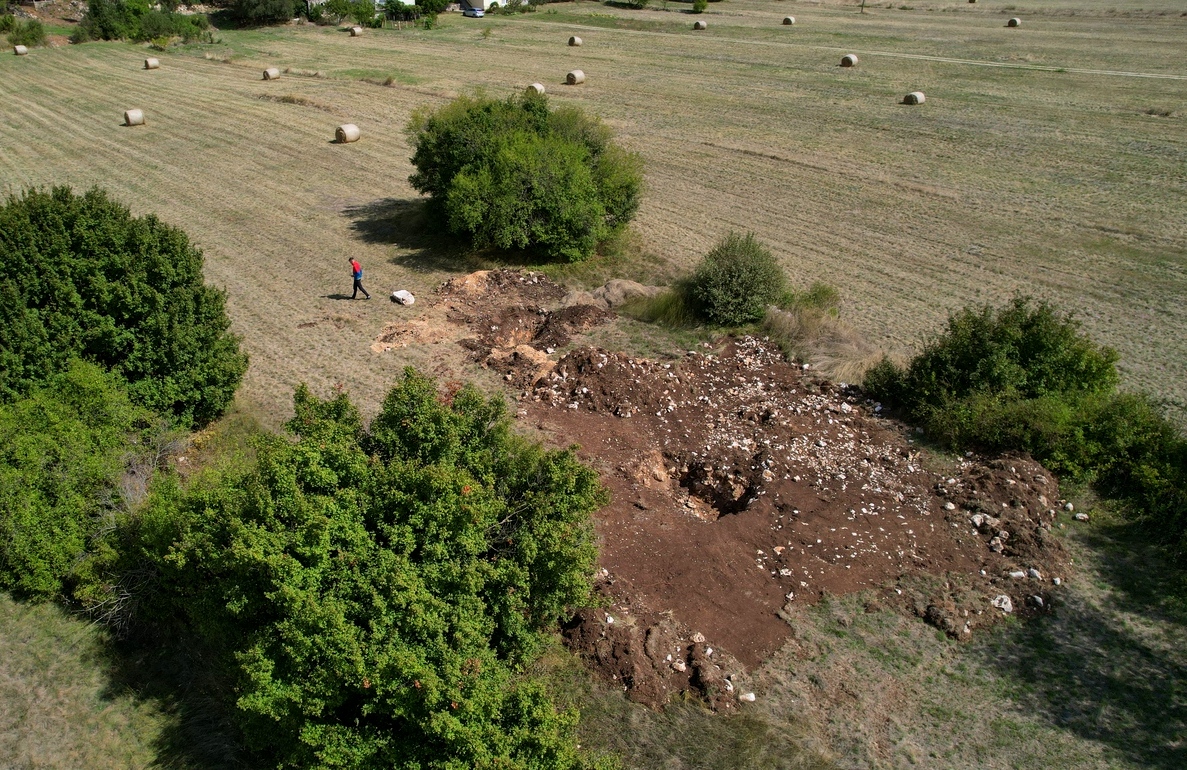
[350,259,363,279]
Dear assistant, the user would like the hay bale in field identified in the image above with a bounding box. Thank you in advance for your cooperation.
[840,54,858,67]
[566,69,585,85]
[1007,17,1021,27]
[568,36,582,46]
[144,58,160,70]
[527,82,546,94]
[350,26,363,36]
[693,21,707,30]
[903,91,926,105]
[14,45,28,56]
[783,16,795,25]
[124,109,145,126]
[336,124,361,143]
[263,67,281,80]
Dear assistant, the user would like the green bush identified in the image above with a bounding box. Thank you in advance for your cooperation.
[0,361,153,601]
[408,92,643,262]
[690,232,786,325]
[7,18,46,47]
[865,296,1187,560]
[233,0,294,24]
[72,0,208,42]
[84,370,610,768]
[0,186,247,426]
[692,0,707,12]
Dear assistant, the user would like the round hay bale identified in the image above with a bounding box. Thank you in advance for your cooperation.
[144,57,160,70]
[568,36,582,47]
[903,91,926,105]
[566,69,585,85]
[693,21,707,30]
[783,16,795,25]
[263,67,281,80]
[840,54,858,67]
[350,26,363,36]
[527,82,546,95]
[14,45,28,56]
[1007,17,1021,27]
[336,123,361,143]
[124,109,145,127]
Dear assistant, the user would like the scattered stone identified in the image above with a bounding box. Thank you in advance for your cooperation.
[1027,568,1041,579]
[672,659,687,672]
[739,692,756,702]
[691,632,706,644]
[944,501,957,511]
[390,289,416,305]
[991,595,1014,613]
[1052,577,1062,586]
[1064,502,1075,512]
[1009,570,1027,579]
[1030,595,1045,608]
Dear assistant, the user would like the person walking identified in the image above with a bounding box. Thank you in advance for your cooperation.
[349,257,371,300]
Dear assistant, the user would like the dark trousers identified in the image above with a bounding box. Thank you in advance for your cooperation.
[352,278,370,299]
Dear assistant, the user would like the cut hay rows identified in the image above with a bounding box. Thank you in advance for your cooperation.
[1,8,1183,429]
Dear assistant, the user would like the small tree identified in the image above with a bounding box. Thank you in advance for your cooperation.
[0,186,247,426]
[407,93,643,262]
[692,0,707,13]
[232,0,295,24]
[690,232,786,325]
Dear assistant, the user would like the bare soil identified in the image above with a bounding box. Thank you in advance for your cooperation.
[395,270,1070,710]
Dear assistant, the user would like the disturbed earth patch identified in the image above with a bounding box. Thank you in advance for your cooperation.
[368,271,1071,710]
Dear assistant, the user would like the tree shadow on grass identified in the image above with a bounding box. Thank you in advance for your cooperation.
[977,524,1187,769]
[96,632,246,769]
[340,197,489,275]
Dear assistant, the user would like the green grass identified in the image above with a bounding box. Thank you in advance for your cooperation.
[0,595,167,769]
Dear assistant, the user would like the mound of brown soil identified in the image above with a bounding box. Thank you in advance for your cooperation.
[518,337,1069,706]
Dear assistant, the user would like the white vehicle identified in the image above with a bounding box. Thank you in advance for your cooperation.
[462,7,484,17]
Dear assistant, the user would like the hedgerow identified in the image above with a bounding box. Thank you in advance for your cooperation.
[0,186,247,426]
[82,370,612,769]
[865,296,1187,560]
[407,92,643,262]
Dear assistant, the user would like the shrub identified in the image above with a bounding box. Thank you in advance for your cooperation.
[83,370,610,768]
[690,232,786,325]
[7,18,47,47]
[232,0,294,24]
[0,361,153,601]
[0,15,13,35]
[865,296,1187,561]
[692,0,707,12]
[408,92,643,262]
[350,0,376,25]
[0,186,247,426]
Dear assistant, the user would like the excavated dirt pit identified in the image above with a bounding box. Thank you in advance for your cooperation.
[371,270,1071,711]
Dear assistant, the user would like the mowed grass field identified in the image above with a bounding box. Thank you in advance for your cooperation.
[2,0,1185,425]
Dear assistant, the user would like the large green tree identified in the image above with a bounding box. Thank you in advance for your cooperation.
[0,186,247,426]
[87,370,611,768]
